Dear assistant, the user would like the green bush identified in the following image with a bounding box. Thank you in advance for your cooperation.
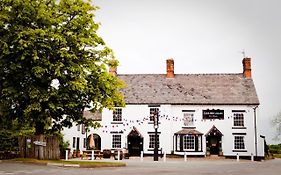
[269,144,281,154]
[0,130,19,151]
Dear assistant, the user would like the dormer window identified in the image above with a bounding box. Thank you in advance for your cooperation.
[113,108,122,121]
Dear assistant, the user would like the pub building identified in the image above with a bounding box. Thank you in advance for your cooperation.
[63,58,265,159]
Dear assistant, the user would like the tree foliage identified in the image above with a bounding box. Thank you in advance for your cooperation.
[272,111,281,141]
[0,0,125,135]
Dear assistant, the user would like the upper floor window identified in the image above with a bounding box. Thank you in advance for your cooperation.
[77,124,80,131]
[149,108,159,121]
[113,108,122,121]
[183,112,194,126]
[82,124,86,134]
[234,136,245,150]
[233,113,244,127]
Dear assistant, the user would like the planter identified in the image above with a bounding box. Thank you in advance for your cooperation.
[103,149,111,159]
[76,150,81,157]
[73,150,77,158]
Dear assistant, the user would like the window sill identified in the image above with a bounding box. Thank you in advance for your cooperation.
[232,127,247,129]
[111,122,123,124]
[176,150,203,152]
[148,122,161,124]
[147,149,162,151]
[232,150,247,152]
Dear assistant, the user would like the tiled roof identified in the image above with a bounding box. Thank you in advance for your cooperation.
[117,74,259,105]
[83,110,102,121]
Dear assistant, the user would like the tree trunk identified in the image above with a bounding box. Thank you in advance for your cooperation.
[35,122,45,160]
[37,134,44,160]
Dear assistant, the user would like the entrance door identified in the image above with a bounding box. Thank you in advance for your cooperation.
[206,136,221,154]
[128,136,143,156]
[127,127,143,156]
[205,125,223,155]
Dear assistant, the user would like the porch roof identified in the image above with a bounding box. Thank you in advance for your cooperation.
[175,129,203,135]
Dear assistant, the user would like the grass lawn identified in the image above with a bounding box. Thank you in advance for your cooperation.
[273,154,281,158]
[9,158,126,168]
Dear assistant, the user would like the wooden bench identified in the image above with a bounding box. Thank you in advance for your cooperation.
[81,150,103,160]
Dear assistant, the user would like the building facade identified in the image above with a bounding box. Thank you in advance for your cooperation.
[63,58,264,159]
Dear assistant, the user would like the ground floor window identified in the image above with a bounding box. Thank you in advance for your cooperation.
[234,136,245,150]
[149,134,159,149]
[83,138,86,148]
[183,135,195,151]
[112,135,121,148]
[176,134,202,152]
[72,137,76,148]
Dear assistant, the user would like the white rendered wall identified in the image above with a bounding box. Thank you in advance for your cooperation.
[62,104,264,158]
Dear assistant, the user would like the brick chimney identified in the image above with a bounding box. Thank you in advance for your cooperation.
[109,66,117,76]
[242,57,251,78]
[166,58,174,78]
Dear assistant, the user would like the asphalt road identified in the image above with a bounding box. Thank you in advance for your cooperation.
[0,158,281,175]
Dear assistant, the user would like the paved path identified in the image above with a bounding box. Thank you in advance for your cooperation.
[0,158,281,175]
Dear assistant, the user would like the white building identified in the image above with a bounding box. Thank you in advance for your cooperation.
[63,58,264,159]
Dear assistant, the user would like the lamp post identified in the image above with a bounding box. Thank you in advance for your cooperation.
[152,111,159,161]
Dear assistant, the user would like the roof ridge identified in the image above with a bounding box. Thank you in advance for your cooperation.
[117,73,243,76]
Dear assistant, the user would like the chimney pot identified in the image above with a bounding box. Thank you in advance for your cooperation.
[242,57,251,78]
[166,58,174,78]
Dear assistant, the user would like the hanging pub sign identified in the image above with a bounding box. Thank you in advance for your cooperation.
[203,109,224,119]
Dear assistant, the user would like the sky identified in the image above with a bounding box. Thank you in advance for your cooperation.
[94,0,281,144]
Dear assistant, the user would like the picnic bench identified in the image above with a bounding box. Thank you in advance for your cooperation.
[81,150,103,160]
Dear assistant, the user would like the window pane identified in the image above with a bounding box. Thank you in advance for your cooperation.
[177,135,180,151]
[73,137,76,148]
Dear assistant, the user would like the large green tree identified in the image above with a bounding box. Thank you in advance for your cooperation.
[0,0,124,137]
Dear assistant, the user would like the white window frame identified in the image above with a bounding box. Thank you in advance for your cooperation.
[149,134,159,149]
[234,136,245,150]
[183,135,195,151]
[113,108,122,121]
[233,113,244,127]
[72,137,76,148]
[183,112,194,126]
[112,135,121,148]
[176,135,181,151]
[149,108,159,121]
